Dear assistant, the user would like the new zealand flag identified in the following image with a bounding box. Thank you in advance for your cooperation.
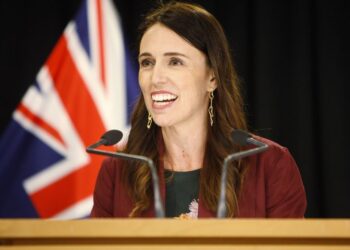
[0,0,139,218]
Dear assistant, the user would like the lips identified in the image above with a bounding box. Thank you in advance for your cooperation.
[151,91,178,108]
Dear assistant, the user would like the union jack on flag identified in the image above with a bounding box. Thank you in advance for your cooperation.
[0,0,139,218]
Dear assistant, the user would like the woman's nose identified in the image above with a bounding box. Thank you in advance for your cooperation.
[151,63,167,85]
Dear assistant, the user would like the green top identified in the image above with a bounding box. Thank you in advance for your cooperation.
[164,169,200,218]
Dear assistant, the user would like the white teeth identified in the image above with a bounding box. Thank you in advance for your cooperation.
[151,93,177,102]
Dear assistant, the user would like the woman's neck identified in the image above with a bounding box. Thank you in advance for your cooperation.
[161,123,207,172]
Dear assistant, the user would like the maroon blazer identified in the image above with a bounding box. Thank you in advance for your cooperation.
[91,136,307,218]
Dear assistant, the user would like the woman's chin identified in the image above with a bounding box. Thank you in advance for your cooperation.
[152,119,173,128]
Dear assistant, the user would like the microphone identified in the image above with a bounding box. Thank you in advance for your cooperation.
[88,130,123,148]
[86,130,165,218]
[217,129,269,218]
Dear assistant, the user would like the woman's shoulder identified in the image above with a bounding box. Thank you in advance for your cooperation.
[250,134,297,172]
[253,134,289,153]
[247,134,305,199]
[91,157,126,216]
[99,157,124,176]
[101,156,122,167]
[242,134,307,217]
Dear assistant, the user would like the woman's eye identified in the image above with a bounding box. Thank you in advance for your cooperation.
[139,59,153,68]
[169,57,183,66]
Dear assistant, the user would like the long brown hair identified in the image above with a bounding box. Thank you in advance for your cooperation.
[122,1,248,217]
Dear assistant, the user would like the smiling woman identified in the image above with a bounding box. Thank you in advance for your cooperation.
[90,1,306,219]
[138,23,215,130]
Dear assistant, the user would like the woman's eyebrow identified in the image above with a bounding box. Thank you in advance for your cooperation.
[163,52,189,58]
[138,52,189,59]
[138,52,152,59]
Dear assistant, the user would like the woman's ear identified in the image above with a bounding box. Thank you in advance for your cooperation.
[207,71,217,91]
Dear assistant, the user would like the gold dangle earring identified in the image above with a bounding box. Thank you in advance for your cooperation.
[208,91,214,126]
[147,112,153,129]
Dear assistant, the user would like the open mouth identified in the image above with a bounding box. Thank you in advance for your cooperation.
[151,93,178,106]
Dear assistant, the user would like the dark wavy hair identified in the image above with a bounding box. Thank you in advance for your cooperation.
[122,1,248,217]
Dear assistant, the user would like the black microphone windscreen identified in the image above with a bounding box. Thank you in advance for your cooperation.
[231,129,252,146]
[101,130,123,146]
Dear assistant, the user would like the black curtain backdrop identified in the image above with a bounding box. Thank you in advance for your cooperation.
[0,0,349,218]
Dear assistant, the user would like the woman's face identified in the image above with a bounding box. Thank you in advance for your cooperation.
[138,23,216,129]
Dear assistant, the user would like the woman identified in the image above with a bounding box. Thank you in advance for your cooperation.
[91,1,306,218]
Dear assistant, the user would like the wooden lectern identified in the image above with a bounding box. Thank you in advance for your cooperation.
[1,219,350,249]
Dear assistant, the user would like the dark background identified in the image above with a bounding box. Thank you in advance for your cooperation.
[0,0,349,217]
